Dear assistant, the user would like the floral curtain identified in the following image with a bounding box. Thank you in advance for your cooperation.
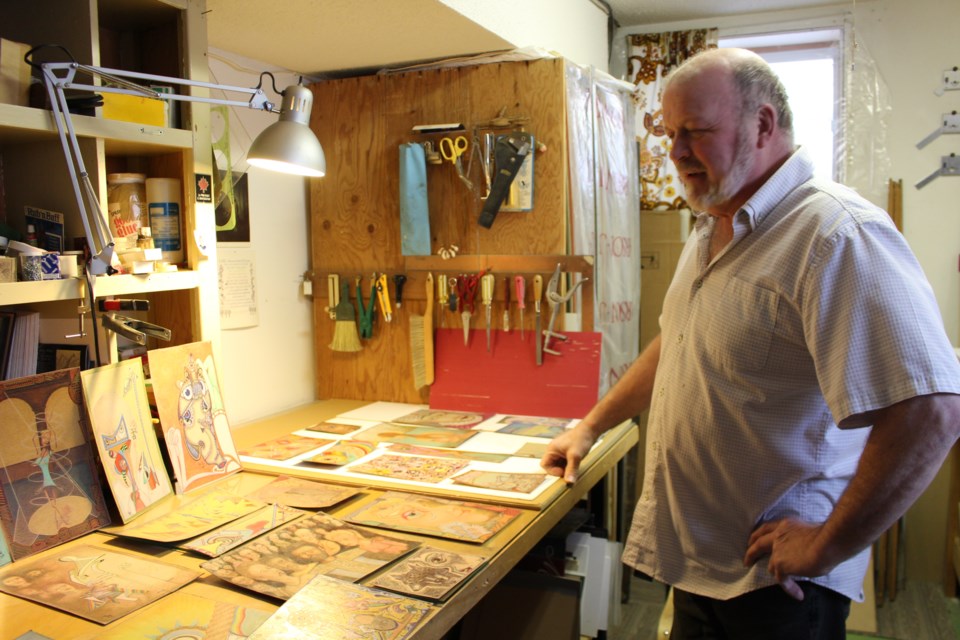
[628,29,718,210]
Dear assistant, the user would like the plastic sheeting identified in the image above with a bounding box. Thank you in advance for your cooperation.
[566,62,641,397]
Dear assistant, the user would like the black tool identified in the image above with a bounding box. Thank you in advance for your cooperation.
[393,274,407,308]
[477,132,532,229]
[97,299,149,312]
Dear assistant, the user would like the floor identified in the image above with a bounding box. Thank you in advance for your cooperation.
[608,575,960,639]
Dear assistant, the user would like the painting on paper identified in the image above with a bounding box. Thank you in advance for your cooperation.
[391,408,487,430]
[347,454,468,483]
[107,490,264,543]
[492,415,574,439]
[147,342,241,493]
[304,421,361,436]
[0,543,197,624]
[511,442,549,459]
[246,475,362,509]
[353,423,477,449]
[370,546,486,601]
[386,443,508,464]
[239,435,332,461]
[181,503,306,557]
[451,470,548,494]
[80,360,173,523]
[0,370,111,562]
[248,574,430,640]
[201,512,419,600]
[304,440,375,466]
[343,491,520,543]
[83,591,272,639]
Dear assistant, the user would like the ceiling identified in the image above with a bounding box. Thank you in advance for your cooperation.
[205,0,838,77]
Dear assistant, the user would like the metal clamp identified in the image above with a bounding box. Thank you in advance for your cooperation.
[101,314,172,345]
[541,263,587,357]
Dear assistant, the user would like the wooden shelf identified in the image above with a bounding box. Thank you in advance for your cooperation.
[0,270,202,305]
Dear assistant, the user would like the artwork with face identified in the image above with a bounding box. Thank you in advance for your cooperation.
[181,503,307,557]
[108,490,265,543]
[201,512,419,600]
[370,546,486,601]
[248,574,430,640]
[147,342,242,493]
[391,409,487,430]
[343,491,520,543]
[347,454,468,484]
[239,435,332,461]
[304,440,375,466]
[246,475,362,509]
[80,360,173,523]
[0,369,111,562]
[0,543,197,624]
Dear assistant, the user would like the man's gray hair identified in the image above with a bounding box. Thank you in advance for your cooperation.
[730,53,794,140]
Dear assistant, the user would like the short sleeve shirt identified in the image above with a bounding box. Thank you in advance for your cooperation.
[621,148,960,601]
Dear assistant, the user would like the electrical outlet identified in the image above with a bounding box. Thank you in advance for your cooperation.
[936,67,960,96]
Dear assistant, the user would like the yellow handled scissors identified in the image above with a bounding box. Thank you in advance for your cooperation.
[439,136,468,164]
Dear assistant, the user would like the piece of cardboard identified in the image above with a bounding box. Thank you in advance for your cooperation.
[0,38,31,107]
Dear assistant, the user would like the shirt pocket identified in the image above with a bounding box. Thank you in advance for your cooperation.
[708,277,780,372]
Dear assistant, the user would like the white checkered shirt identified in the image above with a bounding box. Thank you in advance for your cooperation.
[622,148,960,601]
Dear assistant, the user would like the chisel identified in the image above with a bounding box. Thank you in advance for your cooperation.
[533,274,543,365]
[502,276,511,332]
[481,274,494,351]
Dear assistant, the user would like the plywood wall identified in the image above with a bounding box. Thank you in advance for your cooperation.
[308,58,577,403]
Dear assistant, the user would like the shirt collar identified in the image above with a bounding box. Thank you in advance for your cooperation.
[739,146,814,228]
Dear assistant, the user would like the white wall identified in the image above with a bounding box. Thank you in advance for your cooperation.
[615,0,960,584]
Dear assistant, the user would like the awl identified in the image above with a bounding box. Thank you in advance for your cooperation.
[502,276,511,332]
[533,274,543,365]
[514,275,525,340]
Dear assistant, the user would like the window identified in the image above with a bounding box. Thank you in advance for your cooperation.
[720,28,843,181]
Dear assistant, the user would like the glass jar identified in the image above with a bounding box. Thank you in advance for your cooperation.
[107,173,146,247]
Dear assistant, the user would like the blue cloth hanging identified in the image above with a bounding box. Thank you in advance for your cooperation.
[399,143,431,256]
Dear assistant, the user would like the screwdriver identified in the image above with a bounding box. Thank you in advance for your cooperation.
[437,275,449,327]
[514,275,526,341]
[481,273,495,351]
[502,276,511,332]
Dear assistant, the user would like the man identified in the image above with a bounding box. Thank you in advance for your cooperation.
[542,47,960,638]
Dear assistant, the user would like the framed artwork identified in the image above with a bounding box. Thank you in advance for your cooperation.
[248,574,430,640]
[80,360,173,523]
[370,546,486,601]
[0,369,110,562]
[391,409,487,430]
[88,591,272,639]
[147,342,242,493]
[451,470,548,494]
[181,503,306,557]
[347,454,468,484]
[201,512,420,600]
[0,544,197,624]
[36,343,88,373]
[239,434,332,461]
[246,475,362,509]
[343,491,520,543]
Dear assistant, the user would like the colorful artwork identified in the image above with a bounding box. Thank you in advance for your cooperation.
[305,440,375,466]
[248,574,430,640]
[511,442,549,459]
[246,475,362,509]
[343,491,520,543]
[451,470,548,494]
[353,423,477,449]
[181,503,306,557]
[386,443,509,463]
[111,490,265,543]
[147,342,241,493]
[0,544,197,624]
[0,370,111,562]
[391,408,486,430]
[239,435,332,461]
[370,546,486,601]
[304,421,361,435]
[85,591,272,639]
[347,454,468,483]
[493,415,574,439]
[201,512,419,600]
[80,360,173,523]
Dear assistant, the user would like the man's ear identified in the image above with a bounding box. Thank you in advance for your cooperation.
[756,103,777,148]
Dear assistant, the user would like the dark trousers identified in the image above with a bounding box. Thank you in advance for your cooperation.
[671,583,851,640]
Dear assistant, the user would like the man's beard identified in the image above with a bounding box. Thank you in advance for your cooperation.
[680,126,754,212]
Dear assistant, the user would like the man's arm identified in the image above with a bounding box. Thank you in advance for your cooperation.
[744,392,960,600]
[541,334,662,483]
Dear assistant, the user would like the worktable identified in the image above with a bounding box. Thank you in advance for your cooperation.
[0,399,638,640]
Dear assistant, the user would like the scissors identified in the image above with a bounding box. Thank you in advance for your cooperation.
[439,136,474,191]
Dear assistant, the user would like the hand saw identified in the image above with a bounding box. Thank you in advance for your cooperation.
[477,132,532,229]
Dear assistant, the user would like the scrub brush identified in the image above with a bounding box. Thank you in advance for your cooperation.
[329,281,362,352]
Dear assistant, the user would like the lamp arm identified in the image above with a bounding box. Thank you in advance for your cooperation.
[41,62,286,276]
